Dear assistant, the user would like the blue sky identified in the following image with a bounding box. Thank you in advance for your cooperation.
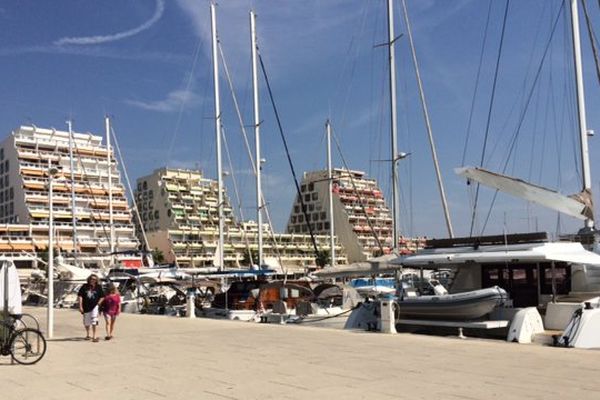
[1,0,600,239]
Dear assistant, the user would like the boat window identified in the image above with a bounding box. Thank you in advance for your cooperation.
[541,263,571,295]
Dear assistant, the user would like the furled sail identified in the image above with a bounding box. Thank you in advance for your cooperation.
[455,166,594,221]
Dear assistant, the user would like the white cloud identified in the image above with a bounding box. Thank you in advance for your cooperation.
[54,0,165,46]
[124,89,201,112]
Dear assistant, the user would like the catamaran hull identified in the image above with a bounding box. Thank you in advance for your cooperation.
[397,286,508,321]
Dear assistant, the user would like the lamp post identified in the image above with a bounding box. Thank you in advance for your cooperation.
[47,161,60,339]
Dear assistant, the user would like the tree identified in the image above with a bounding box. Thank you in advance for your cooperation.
[152,248,165,264]
[242,249,259,266]
[315,250,330,268]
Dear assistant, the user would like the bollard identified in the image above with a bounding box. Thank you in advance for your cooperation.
[380,298,397,334]
[186,288,196,318]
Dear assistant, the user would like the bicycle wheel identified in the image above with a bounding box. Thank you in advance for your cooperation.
[10,328,47,365]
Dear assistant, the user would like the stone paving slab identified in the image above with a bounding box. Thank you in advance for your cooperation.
[1,307,599,399]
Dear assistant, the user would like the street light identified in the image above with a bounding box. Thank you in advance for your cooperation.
[47,161,61,339]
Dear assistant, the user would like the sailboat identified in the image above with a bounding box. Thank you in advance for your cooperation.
[401,0,600,315]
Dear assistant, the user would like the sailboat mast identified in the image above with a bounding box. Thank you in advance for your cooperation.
[67,119,78,264]
[326,120,336,267]
[105,116,115,265]
[250,10,263,267]
[211,2,225,271]
[570,0,594,229]
[401,0,454,238]
[387,0,401,249]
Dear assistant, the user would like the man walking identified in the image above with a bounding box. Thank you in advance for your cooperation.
[77,274,104,342]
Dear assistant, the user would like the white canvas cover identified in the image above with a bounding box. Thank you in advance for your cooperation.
[401,242,600,267]
[0,260,23,314]
[455,166,593,220]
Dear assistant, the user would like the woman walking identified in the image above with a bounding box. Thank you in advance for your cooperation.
[102,284,121,340]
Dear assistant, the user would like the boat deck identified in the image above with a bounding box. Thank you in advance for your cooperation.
[3,307,600,399]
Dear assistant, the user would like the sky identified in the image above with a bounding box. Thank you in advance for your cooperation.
[1,0,600,239]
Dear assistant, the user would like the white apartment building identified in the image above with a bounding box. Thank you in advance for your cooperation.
[135,167,346,271]
[0,125,139,267]
[286,169,425,263]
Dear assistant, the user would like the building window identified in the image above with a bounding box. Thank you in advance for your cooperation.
[298,215,304,223]
[4,160,8,172]
[312,192,318,201]
[291,216,297,223]
[154,210,159,219]
[317,223,323,230]
[9,202,13,214]
[4,176,7,186]
[137,182,142,191]
[321,212,326,220]
[0,148,3,160]
[294,205,300,213]
[9,187,13,199]
[308,183,314,191]
[313,212,319,221]
[167,209,172,217]
[304,194,310,202]
[142,212,147,221]
[143,181,148,190]
[308,204,314,211]
[301,184,306,193]
[324,222,330,229]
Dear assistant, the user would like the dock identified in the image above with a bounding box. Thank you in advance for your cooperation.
[3,307,600,399]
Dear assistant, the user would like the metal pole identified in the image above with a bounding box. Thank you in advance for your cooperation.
[551,261,557,303]
[47,159,54,339]
[401,0,454,238]
[105,116,115,265]
[326,120,336,267]
[2,262,8,318]
[387,0,400,249]
[570,0,594,229]
[67,120,78,264]
[250,10,263,268]
[211,2,224,272]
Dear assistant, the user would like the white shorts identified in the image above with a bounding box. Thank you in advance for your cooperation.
[83,306,99,326]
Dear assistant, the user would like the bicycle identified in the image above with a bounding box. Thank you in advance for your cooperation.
[0,315,47,365]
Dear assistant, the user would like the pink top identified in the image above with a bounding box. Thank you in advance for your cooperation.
[103,293,121,317]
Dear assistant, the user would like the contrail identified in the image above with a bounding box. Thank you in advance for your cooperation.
[54,0,165,46]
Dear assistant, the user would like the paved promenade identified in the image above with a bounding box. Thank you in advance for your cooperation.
[2,307,600,400]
